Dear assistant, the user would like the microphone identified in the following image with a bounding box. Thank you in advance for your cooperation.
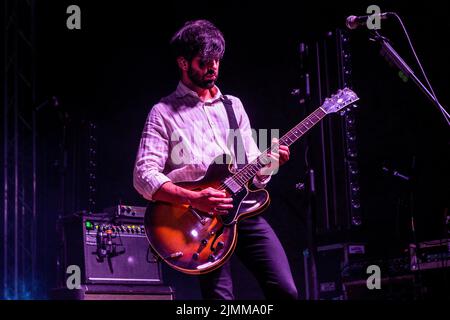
[345,13,390,30]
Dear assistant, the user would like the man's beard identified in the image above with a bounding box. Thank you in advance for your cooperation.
[188,65,217,89]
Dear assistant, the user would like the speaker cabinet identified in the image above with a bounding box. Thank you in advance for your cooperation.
[51,284,175,300]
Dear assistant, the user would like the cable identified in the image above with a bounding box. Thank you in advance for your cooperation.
[391,12,450,126]
[391,13,436,99]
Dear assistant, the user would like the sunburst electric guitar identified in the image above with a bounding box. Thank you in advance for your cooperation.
[144,88,359,274]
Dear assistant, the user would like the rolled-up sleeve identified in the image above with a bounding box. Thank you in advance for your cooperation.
[133,104,172,200]
[233,97,271,189]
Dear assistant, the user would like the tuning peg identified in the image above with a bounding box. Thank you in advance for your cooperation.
[352,104,358,108]
[340,110,346,116]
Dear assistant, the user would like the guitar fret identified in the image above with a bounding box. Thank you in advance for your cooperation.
[225,91,358,193]
[279,109,326,149]
[232,163,259,187]
[228,113,320,191]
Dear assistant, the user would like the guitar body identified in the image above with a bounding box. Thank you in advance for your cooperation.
[143,88,359,275]
[144,154,270,275]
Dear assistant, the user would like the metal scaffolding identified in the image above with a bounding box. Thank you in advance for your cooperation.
[2,0,37,299]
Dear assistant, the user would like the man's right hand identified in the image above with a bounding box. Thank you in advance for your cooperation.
[189,187,233,215]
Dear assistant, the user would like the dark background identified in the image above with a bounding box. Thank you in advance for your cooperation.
[19,0,450,298]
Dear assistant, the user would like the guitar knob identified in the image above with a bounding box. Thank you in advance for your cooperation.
[217,241,224,249]
[201,239,208,246]
[208,254,216,262]
[192,253,200,260]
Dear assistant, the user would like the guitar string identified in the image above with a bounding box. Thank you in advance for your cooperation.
[216,92,358,192]
[217,107,328,192]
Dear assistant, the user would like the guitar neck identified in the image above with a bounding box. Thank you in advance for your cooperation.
[227,107,328,188]
[278,107,328,147]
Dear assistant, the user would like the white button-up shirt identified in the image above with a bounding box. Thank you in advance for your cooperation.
[133,81,270,201]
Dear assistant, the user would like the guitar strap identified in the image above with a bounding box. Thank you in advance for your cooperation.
[222,95,248,170]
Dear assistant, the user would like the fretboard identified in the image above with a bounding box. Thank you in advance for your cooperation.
[224,107,328,191]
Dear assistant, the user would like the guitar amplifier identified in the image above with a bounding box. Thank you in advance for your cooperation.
[59,213,162,286]
[306,242,366,300]
[409,239,450,271]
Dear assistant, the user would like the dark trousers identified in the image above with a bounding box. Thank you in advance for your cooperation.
[198,215,298,300]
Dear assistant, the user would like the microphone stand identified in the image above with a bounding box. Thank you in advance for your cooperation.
[305,168,319,300]
[370,30,437,298]
[369,30,450,126]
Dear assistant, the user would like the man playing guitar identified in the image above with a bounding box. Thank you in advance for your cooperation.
[133,20,298,300]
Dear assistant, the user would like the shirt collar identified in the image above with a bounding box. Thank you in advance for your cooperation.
[175,81,223,104]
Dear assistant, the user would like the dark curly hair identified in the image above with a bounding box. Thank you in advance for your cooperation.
[170,20,225,62]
